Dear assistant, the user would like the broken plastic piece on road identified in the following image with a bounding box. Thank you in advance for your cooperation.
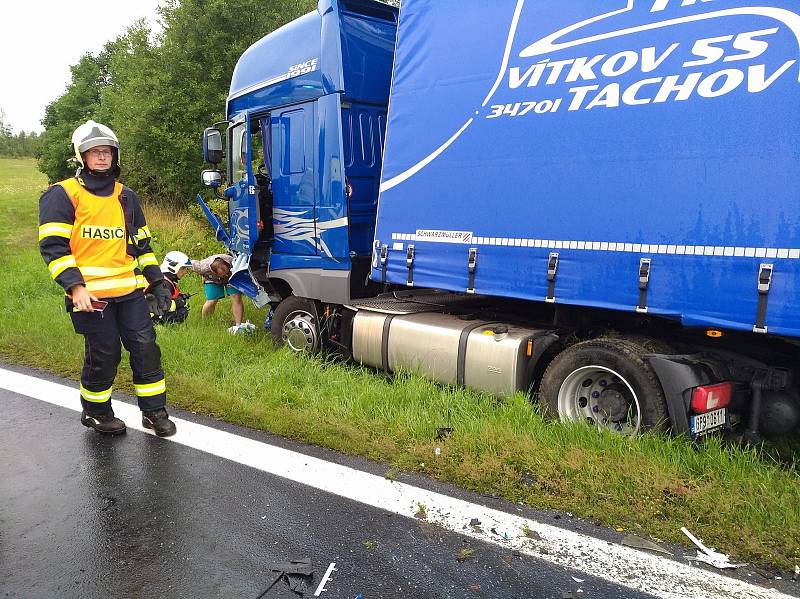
[681,527,746,570]
[258,557,315,598]
[269,557,314,576]
[314,562,337,597]
[620,534,672,556]
[571,577,585,583]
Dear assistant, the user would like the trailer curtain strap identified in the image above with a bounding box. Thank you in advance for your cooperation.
[754,263,773,334]
[380,244,388,288]
[406,245,415,287]
[381,314,397,374]
[637,258,651,314]
[467,247,478,294]
[546,252,559,303]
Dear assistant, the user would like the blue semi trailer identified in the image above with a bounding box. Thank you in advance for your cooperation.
[197,0,800,440]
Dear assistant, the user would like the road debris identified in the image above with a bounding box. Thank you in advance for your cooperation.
[435,427,454,440]
[571,577,584,583]
[681,527,746,570]
[313,562,337,597]
[794,565,799,581]
[257,557,315,598]
[620,534,672,556]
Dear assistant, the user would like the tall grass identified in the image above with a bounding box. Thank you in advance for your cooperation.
[2,158,798,569]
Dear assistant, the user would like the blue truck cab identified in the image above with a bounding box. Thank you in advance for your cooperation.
[199,0,800,441]
[198,0,397,305]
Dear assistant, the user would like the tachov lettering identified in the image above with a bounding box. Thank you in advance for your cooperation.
[566,60,795,110]
[80,226,125,240]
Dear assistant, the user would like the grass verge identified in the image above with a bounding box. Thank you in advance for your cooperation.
[2,158,799,570]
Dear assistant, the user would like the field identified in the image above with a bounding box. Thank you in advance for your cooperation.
[2,157,798,570]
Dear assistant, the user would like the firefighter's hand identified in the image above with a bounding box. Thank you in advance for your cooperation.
[70,285,98,312]
[151,280,173,314]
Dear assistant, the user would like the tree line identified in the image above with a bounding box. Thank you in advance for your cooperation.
[0,110,40,157]
[38,0,317,205]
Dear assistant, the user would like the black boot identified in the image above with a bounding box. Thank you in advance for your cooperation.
[81,410,126,435]
[142,408,177,437]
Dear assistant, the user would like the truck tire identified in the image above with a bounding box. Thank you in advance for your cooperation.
[271,296,321,353]
[538,338,669,434]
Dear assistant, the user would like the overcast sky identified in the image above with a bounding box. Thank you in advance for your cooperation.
[1,1,164,133]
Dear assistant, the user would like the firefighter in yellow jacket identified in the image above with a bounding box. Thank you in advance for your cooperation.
[38,121,177,437]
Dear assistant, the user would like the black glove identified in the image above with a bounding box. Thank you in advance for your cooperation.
[151,279,173,315]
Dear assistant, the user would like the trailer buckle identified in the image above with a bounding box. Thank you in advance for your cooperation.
[636,258,651,314]
[754,263,773,334]
[546,252,559,303]
[406,245,415,287]
[757,263,773,294]
[467,247,478,294]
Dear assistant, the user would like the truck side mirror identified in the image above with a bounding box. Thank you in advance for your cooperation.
[203,128,223,165]
[201,169,223,188]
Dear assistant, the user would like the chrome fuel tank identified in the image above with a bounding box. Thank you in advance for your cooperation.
[352,310,541,396]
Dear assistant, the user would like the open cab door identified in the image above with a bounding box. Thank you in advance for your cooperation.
[225,114,260,254]
[197,113,273,307]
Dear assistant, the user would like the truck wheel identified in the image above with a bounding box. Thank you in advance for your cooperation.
[271,296,320,353]
[538,338,669,434]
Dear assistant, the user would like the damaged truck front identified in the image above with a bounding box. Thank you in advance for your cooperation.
[196,0,800,441]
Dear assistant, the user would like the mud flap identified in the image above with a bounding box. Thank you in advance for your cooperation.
[645,354,721,436]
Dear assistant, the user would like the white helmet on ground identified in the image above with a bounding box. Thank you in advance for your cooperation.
[160,251,192,275]
[71,120,120,169]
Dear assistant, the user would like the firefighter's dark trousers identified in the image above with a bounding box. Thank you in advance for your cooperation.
[68,291,167,414]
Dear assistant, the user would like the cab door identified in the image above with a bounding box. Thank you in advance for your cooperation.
[270,103,317,256]
[225,114,260,254]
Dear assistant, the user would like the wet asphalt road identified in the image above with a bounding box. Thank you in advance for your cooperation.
[0,382,658,599]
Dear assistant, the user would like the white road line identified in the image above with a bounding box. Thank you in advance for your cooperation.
[0,367,791,599]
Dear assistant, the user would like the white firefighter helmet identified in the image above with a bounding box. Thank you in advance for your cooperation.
[71,120,120,168]
[160,251,192,275]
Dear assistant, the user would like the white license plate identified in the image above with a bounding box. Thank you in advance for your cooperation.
[691,408,727,436]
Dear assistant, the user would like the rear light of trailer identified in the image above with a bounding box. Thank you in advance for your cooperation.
[691,382,732,414]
